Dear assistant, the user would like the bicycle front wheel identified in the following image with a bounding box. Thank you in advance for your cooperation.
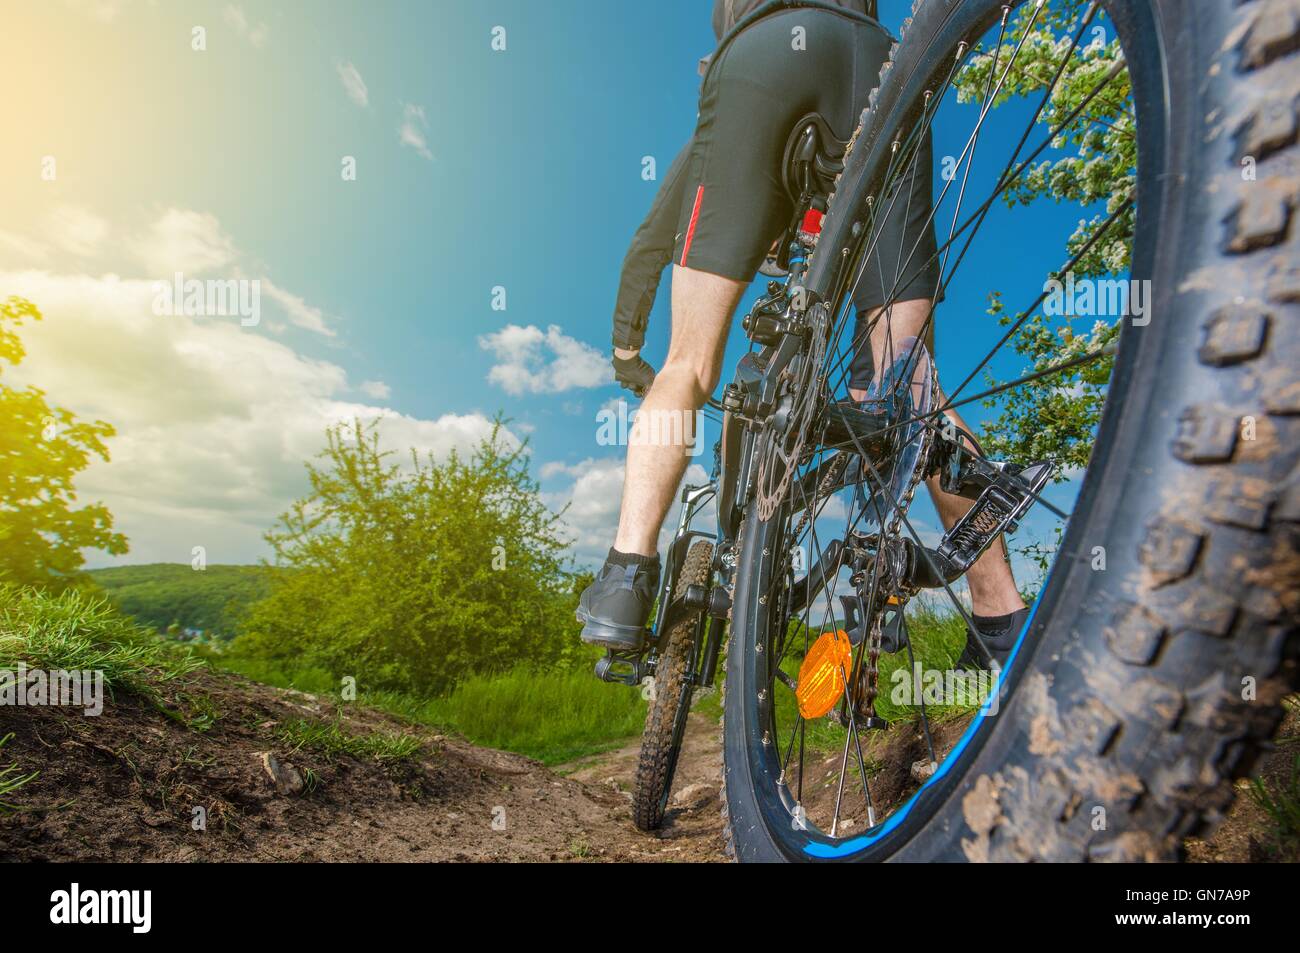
[723,0,1299,862]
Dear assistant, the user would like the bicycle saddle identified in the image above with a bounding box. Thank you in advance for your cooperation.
[782,112,848,204]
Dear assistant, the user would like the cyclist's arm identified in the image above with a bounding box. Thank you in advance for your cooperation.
[612,139,693,354]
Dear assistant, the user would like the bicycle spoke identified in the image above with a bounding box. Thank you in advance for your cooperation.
[820,29,1126,402]
[879,1,1102,384]
[903,614,938,769]
[865,336,1117,449]
[828,0,1042,396]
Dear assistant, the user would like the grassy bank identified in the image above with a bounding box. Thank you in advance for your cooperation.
[210,651,647,766]
[0,585,204,696]
[4,583,985,772]
[404,669,647,765]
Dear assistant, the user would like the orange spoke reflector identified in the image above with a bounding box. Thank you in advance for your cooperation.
[795,629,853,720]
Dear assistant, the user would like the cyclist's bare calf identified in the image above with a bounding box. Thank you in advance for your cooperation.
[850,297,1025,618]
[613,265,746,557]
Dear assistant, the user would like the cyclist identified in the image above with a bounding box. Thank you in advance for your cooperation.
[578,0,1029,666]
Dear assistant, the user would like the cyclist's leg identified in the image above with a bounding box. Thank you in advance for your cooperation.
[614,266,744,556]
[851,298,1026,617]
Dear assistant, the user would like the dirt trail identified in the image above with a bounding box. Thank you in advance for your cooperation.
[557,709,727,860]
[1,664,1286,862]
[0,669,727,863]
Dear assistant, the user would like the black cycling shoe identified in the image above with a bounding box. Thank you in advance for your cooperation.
[577,553,660,651]
[958,606,1031,671]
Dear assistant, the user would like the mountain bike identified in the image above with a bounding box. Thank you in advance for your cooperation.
[598,0,1299,859]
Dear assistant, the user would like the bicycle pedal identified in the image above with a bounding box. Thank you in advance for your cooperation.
[594,650,651,687]
[992,460,1055,533]
[934,460,1055,576]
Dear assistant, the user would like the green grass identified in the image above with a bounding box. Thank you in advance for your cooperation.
[1248,752,1300,856]
[692,684,723,722]
[206,641,650,766]
[274,716,422,763]
[0,732,38,813]
[0,585,205,699]
[202,653,337,696]
[202,602,983,771]
[415,668,646,765]
[773,603,981,756]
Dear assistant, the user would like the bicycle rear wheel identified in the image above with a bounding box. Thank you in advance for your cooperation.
[723,0,1300,862]
[633,539,713,831]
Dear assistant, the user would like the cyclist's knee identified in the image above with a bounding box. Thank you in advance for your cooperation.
[658,355,720,407]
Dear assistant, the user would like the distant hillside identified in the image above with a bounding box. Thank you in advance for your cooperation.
[87,563,277,641]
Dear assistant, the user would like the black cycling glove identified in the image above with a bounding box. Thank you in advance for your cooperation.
[612,353,657,398]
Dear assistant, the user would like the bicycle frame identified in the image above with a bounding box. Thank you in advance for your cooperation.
[647,479,725,688]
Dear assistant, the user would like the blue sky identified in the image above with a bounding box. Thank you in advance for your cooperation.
[1,0,1109,575]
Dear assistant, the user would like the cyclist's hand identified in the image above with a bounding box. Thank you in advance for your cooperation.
[612,351,656,398]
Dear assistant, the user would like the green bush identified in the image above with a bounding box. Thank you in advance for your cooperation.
[230,418,585,696]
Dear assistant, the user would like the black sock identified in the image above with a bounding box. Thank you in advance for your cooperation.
[972,611,1015,635]
[607,547,659,570]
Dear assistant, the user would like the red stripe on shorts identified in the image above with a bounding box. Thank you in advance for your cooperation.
[679,185,704,266]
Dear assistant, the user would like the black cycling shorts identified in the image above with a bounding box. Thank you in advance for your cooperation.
[673,7,941,313]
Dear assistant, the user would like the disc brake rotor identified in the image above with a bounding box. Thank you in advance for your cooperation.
[755,303,829,522]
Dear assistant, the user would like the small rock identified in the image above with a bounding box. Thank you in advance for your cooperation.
[910,758,938,783]
[671,782,718,810]
[260,752,305,796]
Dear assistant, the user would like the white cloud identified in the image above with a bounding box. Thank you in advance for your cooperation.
[1,270,510,566]
[359,380,391,399]
[335,61,369,107]
[119,208,335,337]
[0,229,50,264]
[45,205,109,258]
[479,323,612,396]
[224,4,268,47]
[542,456,708,567]
[131,208,239,276]
[539,460,578,480]
[261,278,335,337]
[398,103,433,160]
[544,457,625,565]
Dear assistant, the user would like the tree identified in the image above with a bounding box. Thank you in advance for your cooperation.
[233,417,581,695]
[0,297,128,589]
[951,0,1133,475]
